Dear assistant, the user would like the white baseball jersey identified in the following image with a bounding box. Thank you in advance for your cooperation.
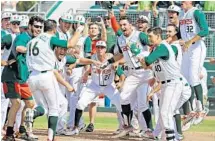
[26,33,56,71]
[117,30,148,68]
[75,36,88,57]
[152,41,181,81]
[1,33,16,61]
[56,26,71,40]
[171,41,183,69]
[179,7,201,41]
[91,54,115,86]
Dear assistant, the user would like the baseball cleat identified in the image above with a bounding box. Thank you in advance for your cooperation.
[64,128,79,136]
[182,111,196,126]
[78,123,86,132]
[139,129,156,139]
[112,129,123,135]
[111,127,131,138]
[2,135,15,141]
[182,120,192,131]
[193,107,209,125]
[16,132,38,141]
[178,134,184,140]
[85,123,94,132]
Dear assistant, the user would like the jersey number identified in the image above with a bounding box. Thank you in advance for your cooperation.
[29,41,39,56]
[104,74,111,80]
[186,25,193,33]
[155,65,161,72]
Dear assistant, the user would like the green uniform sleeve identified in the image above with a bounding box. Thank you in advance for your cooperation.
[145,44,169,66]
[1,34,12,49]
[171,45,178,56]
[116,30,123,36]
[50,36,68,49]
[116,66,124,77]
[194,10,209,37]
[66,55,77,64]
[1,30,6,39]
[15,33,30,48]
[55,32,60,38]
[139,32,149,46]
[84,37,92,53]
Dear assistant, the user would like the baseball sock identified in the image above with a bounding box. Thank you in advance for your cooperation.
[75,109,83,127]
[19,125,26,134]
[189,86,195,111]
[33,106,45,119]
[142,109,153,130]
[193,84,203,110]
[121,104,133,126]
[6,126,14,136]
[174,114,182,135]
[182,101,190,115]
[165,129,175,141]
[48,116,58,140]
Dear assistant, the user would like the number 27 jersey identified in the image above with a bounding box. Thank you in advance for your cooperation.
[91,54,115,86]
[26,33,56,71]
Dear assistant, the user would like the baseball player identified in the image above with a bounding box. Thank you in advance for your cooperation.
[26,19,84,141]
[66,15,91,131]
[54,46,101,135]
[19,15,29,33]
[138,27,184,141]
[1,14,20,132]
[56,12,73,40]
[145,25,192,140]
[1,15,34,141]
[67,41,122,135]
[180,1,209,125]
[1,12,12,38]
[109,15,154,138]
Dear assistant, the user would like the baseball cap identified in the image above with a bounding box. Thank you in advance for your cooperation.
[60,12,73,23]
[10,15,21,23]
[137,15,149,23]
[167,5,181,13]
[74,15,85,24]
[20,15,29,28]
[1,12,12,19]
[96,41,107,48]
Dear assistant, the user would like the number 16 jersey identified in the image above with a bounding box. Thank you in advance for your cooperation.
[26,33,56,71]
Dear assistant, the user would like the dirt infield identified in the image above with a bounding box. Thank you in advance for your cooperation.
[33,129,215,141]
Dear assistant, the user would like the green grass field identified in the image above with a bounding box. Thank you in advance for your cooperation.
[34,113,215,132]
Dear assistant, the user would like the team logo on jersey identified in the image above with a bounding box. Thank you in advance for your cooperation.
[180,19,193,25]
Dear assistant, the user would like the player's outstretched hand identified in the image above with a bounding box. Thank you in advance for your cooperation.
[93,60,102,67]
[116,81,124,90]
[108,10,114,18]
[112,61,119,70]
[66,84,75,92]
[76,25,84,33]
[184,40,192,50]
[210,58,215,64]
[147,92,154,102]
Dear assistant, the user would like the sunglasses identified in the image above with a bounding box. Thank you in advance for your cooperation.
[104,17,110,20]
[11,21,20,25]
[33,25,43,29]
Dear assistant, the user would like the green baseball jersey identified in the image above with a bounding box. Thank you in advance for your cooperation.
[106,27,116,53]
[14,32,32,83]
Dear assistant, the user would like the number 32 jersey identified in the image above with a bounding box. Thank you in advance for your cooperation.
[179,7,200,41]
[91,54,115,86]
[26,33,56,71]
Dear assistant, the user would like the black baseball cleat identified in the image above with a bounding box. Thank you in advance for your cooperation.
[2,135,15,141]
[85,123,94,132]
